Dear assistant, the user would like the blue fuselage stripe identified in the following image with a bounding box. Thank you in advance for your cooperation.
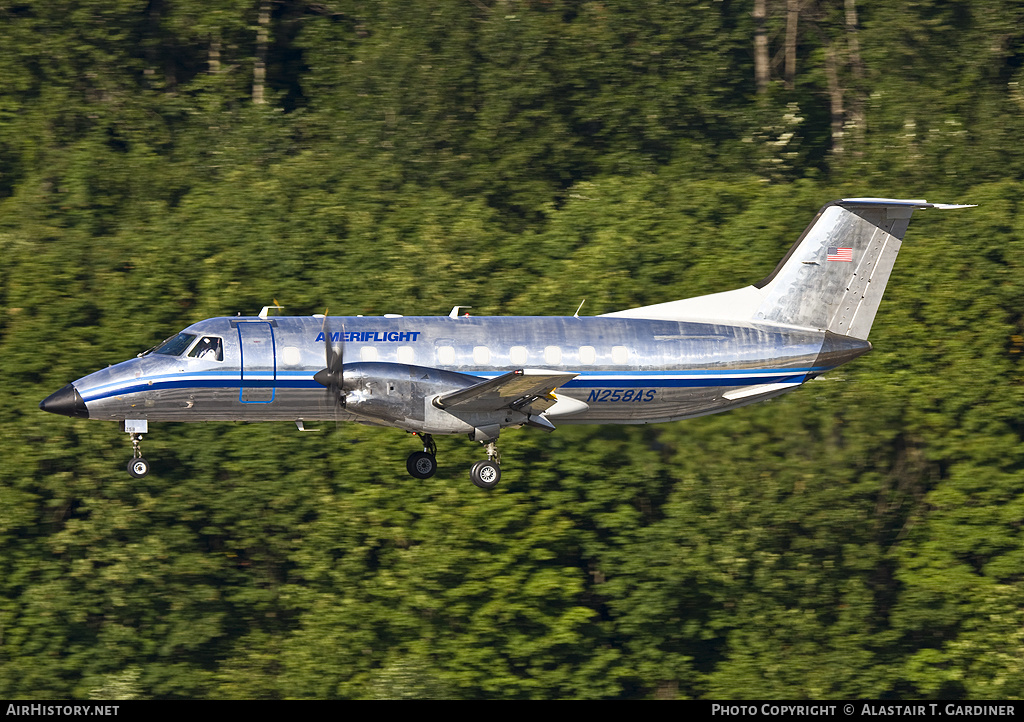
[79,367,821,403]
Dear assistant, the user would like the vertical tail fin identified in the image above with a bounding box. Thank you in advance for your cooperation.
[755,199,942,338]
[604,198,973,339]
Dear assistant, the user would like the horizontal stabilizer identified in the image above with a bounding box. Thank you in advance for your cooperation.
[434,369,579,413]
[722,381,801,401]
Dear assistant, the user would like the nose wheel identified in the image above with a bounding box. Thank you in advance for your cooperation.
[127,456,150,478]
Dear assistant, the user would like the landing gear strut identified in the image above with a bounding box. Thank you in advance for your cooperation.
[122,420,150,478]
[406,433,437,479]
[470,440,501,490]
[126,432,149,478]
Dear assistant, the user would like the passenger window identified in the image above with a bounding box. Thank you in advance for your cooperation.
[510,346,528,366]
[473,346,491,365]
[397,346,415,364]
[579,346,596,364]
[188,336,223,361]
[282,346,302,366]
[438,346,456,365]
[360,346,378,362]
[544,346,562,365]
[612,346,629,365]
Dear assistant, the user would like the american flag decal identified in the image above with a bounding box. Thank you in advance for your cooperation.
[827,246,853,262]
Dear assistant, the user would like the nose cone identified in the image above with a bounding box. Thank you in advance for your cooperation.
[40,384,89,418]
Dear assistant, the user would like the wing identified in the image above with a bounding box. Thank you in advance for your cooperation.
[434,369,579,414]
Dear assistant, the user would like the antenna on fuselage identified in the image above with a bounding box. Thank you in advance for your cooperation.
[574,299,586,317]
[449,306,472,318]
[259,299,284,319]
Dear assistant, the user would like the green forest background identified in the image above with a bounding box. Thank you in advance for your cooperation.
[2,0,1023,700]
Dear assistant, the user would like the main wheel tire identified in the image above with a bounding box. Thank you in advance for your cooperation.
[470,460,501,490]
[127,457,150,478]
[406,451,437,479]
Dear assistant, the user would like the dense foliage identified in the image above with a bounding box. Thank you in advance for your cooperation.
[2,0,1023,699]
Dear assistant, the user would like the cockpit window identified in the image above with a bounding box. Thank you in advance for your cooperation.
[153,333,197,357]
[188,336,223,361]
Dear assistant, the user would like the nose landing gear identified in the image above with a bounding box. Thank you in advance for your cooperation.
[126,432,150,478]
[123,420,150,478]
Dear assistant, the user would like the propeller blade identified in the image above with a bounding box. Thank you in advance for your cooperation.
[314,314,346,423]
[323,315,343,377]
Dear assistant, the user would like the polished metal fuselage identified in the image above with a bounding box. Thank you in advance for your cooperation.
[72,314,870,433]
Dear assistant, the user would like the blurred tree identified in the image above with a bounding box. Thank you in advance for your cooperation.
[3,0,1024,700]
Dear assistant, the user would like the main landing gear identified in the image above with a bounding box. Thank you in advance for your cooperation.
[406,433,438,479]
[404,433,503,489]
[470,441,501,490]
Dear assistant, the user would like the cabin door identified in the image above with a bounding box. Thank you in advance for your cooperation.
[237,321,276,403]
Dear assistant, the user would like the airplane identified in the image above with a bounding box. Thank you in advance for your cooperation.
[40,198,971,489]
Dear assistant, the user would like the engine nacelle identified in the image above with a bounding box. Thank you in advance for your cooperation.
[340,362,520,434]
